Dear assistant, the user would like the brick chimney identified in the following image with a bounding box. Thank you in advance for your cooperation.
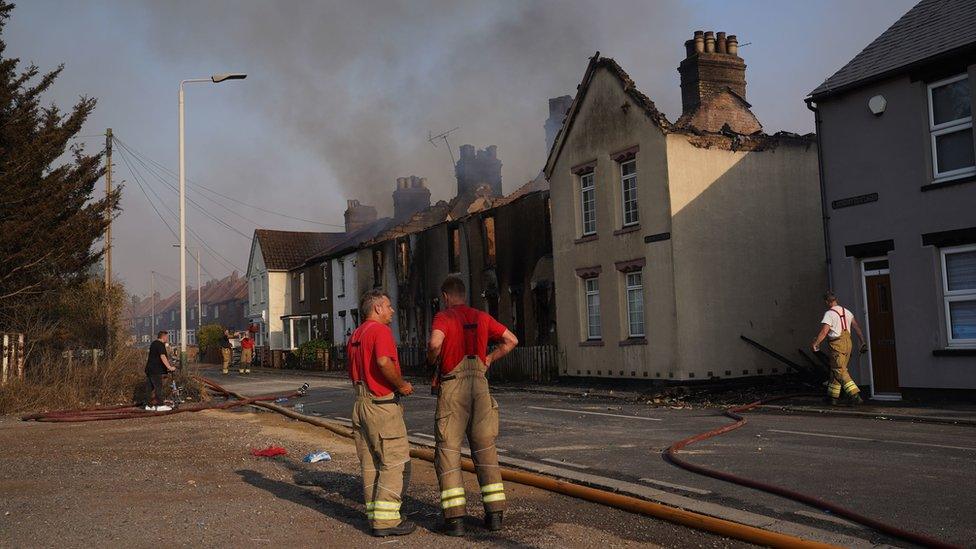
[344,199,377,233]
[678,30,746,115]
[545,95,573,153]
[392,175,431,222]
[455,144,502,198]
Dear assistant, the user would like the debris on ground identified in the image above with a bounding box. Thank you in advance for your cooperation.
[250,445,287,457]
[302,450,332,463]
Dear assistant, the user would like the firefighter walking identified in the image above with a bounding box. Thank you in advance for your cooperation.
[812,291,867,405]
[347,289,416,537]
[427,276,519,536]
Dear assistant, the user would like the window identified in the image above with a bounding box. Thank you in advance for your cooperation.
[373,248,384,287]
[584,277,601,340]
[620,160,639,226]
[337,259,346,296]
[483,216,497,267]
[213,305,219,319]
[250,277,257,303]
[186,329,196,346]
[942,245,976,346]
[449,226,462,273]
[260,274,267,303]
[580,172,596,235]
[396,239,410,283]
[928,74,975,180]
[190,308,195,320]
[170,310,175,322]
[321,266,328,301]
[299,272,306,302]
[625,271,645,337]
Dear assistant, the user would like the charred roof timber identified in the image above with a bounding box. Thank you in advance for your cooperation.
[678,30,746,115]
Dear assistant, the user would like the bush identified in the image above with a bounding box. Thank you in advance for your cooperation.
[296,338,331,364]
[197,324,225,354]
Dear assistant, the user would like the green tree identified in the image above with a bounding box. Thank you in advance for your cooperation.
[0,1,119,333]
[197,324,225,354]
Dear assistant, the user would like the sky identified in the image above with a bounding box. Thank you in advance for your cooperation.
[6,0,918,297]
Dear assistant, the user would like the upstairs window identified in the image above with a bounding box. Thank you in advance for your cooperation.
[449,226,462,273]
[373,248,384,288]
[299,272,306,302]
[396,238,410,283]
[337,259,346,296]
[928,74,975,180]
[321,266,328,301]
[942,245,976,346]
[483,216,497,267]
[620,159,639,226]
[580,172,596,236]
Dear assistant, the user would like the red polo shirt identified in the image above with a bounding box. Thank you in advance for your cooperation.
[432,305,507,375]
[347,320,400,397]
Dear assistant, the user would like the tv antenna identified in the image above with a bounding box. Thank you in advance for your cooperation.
[428,126,460,167]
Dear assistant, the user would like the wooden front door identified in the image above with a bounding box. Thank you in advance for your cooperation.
[865,274,899,393]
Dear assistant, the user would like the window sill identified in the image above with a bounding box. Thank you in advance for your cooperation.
[613,225,641,236]
[575,234,599,245]
[921,173,976,192]
[619,337,647,346]
[932,348,976,356]
[579,340,604,347]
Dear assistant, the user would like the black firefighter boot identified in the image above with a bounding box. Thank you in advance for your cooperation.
[485,511,504,531]
[372,520,417,537]
[848,393,864,406]
[443,517,465,537]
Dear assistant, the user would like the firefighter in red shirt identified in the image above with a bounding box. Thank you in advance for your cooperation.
[347,289,416,537]
[427,276,518,536]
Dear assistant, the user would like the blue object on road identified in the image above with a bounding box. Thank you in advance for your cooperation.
[274,397,288,403]
[303,451,332,463]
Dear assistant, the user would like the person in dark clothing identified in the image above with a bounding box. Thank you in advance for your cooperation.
[145,331,176,411]
[220,330,232,375]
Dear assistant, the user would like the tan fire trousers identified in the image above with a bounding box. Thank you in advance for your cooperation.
[827,330,860,398]
[434,357,506,519]
[221,348,231,373]
[240,348,252,372]
[351,383,411,529]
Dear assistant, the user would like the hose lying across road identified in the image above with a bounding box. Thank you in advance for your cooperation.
[665,394,961,549]
[197,376,837,549]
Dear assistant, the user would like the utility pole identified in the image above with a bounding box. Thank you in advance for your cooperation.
[104,128,113,288]
[150,271,156,337]
[196,248,202,330]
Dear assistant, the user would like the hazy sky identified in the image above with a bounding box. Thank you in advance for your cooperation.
[7,0,917,296]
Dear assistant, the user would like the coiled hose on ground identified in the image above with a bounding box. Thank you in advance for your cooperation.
[665,395,961,549]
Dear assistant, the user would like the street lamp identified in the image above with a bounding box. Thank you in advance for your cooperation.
[178,73,246,363]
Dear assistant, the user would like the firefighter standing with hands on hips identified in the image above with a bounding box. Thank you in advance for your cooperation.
[347,289,416,537]
[812,290,867,406]
[427,276,519,536]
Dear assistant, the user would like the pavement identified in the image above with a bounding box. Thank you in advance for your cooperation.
[2,408,747,547]
[202,366,976,548]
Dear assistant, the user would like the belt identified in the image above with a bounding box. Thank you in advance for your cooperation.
[372,394,401,405]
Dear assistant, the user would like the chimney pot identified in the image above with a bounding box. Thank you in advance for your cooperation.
[684,39,695,58]
[704,31,715,53]
[716,32,727,54]
[727,35,738,56]
[693,30,705,53]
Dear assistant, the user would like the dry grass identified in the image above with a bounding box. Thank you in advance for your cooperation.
[0,346,209,415]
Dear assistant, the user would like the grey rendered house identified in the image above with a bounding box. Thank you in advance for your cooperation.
[808,0,976,398]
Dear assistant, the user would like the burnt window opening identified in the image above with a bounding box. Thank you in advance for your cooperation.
[396,238,410,284]
[373,248,384,288]
[483,216,497,267]
[449,226,462,273]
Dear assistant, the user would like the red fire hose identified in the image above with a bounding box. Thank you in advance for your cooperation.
[665,395,961,549]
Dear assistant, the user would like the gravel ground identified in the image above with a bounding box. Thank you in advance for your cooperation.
[0,407,753,548]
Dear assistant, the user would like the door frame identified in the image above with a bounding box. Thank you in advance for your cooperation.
[860,257,901,401]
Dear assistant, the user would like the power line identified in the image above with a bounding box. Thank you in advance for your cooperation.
[116,145,244,273]
[113,136,345,229]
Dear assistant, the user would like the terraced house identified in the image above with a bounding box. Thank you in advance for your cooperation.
[546,35,825,380]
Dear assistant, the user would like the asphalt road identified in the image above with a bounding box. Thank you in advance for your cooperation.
[204,369,976,547]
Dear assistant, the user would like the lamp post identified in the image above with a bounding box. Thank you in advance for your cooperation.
[178,73,246,363]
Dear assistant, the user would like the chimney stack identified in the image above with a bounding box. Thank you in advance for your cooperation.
[677,29,747,115]
[344,199,377,233]
[545,95,574,153]
[392,175,431,222]
[455,144,502,198]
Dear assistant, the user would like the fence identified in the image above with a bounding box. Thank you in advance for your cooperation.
[60,349,105,373]
[330,343,561,384]
[1,333,25,386]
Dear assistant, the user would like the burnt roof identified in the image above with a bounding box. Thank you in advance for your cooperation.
[304,217,397,264]
[254,229,345,271]
[809,0,976,99]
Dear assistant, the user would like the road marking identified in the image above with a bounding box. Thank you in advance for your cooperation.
[541,457,589,469]
[768,429,976,452]
[413,432,435,439]
[527,406,662,421]
[533,444,603,452]
[639,478,712,495]
[794,509,864,529]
